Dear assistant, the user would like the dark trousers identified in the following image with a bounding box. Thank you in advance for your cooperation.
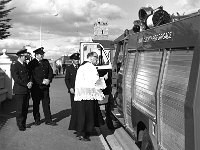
[69,93,74,109]
[14,94,29,127]
[31,87,52,122]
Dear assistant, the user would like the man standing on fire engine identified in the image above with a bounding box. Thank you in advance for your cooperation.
[28,47,57,126]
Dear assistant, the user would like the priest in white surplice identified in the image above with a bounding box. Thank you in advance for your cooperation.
[68,51,108,141]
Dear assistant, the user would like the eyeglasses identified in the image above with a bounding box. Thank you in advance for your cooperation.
[93,55,98,58]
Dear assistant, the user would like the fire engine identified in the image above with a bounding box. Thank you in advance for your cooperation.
[111,6,200,150]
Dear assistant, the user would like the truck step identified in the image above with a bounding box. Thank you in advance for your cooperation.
[114,127,140,150]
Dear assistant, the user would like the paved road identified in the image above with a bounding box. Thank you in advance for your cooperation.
[0,76,109,150]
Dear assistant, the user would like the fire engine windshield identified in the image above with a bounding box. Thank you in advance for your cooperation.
[80,42,111,67]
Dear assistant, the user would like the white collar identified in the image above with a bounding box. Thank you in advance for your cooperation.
[17,58,24,65]
[72,62,76,67]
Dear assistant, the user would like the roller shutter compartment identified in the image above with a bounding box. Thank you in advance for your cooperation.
[123,51,136,131]
[133,51,163,120]
[159,50,193,150]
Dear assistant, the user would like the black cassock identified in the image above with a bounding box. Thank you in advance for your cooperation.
[68,61,104,136]
[68,100,104,134]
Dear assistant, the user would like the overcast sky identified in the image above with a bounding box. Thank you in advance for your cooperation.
[0,0,199,60]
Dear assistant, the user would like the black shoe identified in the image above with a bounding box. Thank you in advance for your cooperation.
[34,120,40,126]
[18,126,26,131]
[76,136,91,141]
[73,131,77,134]
[76,136,83,140]
[83,137,91,141]
[45,121,57,126]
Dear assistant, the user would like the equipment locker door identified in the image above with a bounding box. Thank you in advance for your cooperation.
[158,50,194,150]
[132,51,163,120]
[123,50,136,132]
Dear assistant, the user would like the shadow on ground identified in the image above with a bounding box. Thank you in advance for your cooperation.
[26,108,71,127]
[0,99,33,130]
[52,109,71,122]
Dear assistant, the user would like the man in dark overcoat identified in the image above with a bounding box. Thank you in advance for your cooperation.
[65,53,80,109]
[11,48,32,131]
[28,47,56,126]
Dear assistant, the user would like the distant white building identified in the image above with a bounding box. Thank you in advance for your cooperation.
[93,18,108,40]
[25,45,34,57]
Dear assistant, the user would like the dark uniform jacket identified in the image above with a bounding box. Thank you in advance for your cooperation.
[65,64,79,93]
[28,58,53,89]
[11,61,31,94]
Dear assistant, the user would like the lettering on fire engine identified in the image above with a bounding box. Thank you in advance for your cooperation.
[138,31,173,43]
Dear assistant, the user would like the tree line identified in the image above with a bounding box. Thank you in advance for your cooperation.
[0,0,15,40]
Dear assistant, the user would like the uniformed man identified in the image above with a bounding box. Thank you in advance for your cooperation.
[28,47,57,126]
[11,48,32,131]
[65,53,80,109]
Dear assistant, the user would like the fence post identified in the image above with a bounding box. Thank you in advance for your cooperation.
[0,49,13,100]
